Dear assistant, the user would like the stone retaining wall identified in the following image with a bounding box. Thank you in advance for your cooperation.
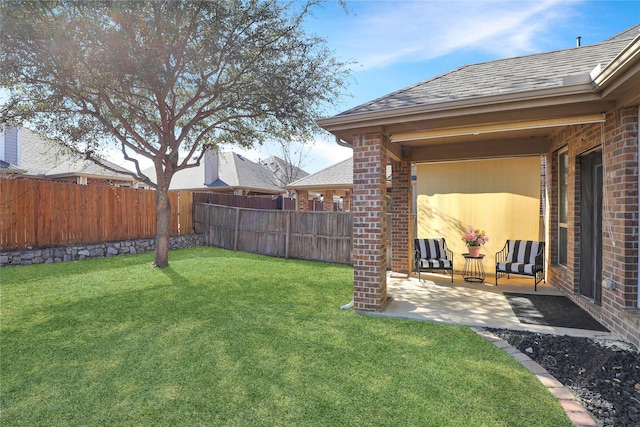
[0,234,205,267]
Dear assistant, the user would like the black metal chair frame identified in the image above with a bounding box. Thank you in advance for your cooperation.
[413,238,454,283]
[495,240,545,290]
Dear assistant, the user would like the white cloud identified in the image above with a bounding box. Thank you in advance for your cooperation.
[324,0,579,70]
[305,136,353,173]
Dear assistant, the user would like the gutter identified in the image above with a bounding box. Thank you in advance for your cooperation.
[336,136,353,149]
[317,83,602,132]
[592,33,640,89]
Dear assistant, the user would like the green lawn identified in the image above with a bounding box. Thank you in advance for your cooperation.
[1,247,571,426]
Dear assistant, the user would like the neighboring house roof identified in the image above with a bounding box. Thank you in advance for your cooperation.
[150,151,285,194]
[259,155,309,187]
[0,159,26,174]
[287,157,392,190]
[3,127,135,181]
[287,157,353,190]
[338,25,639,117]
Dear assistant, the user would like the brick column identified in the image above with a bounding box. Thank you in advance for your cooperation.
[352,132,389,312]
[343,190,351,212]
[323,190,335,211]
[391,149,411,275]
[297,190,309,211]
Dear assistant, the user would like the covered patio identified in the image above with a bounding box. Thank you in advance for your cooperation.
[318,25,640,348]
[378,272,615,340]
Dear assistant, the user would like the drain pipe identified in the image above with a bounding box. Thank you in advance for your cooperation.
[340,300,354,310]
[336,136,353,149]
[336,136,354,309]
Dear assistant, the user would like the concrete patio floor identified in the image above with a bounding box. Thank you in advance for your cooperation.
[371,271,616,340]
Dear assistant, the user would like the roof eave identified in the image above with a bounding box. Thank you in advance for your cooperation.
[44,172,137,181]
[286,183,353,191]
[593,33,640,89]
[317,83,602,135]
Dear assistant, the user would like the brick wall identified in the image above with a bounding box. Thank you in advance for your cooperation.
[323,190,335,212]
[548,106,640,348]
[343,190,351,212]
[391,150,411,274]
[352,132,389,311]
[297,189,309,211]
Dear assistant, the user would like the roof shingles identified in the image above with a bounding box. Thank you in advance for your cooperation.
[337,25,640,117]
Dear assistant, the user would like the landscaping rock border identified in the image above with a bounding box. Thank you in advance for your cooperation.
[0,234,205,267]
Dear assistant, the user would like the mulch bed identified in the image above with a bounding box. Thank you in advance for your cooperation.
[489,329,640,427]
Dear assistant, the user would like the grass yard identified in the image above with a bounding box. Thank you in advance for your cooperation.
[1,247,571,426]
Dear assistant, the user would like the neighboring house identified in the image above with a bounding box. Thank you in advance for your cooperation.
[0,127,138,187]
[287,157,353,211]
[287,157,399,211]
[258,155,309,193]
[148,150,301,195]
[317,25,640,348]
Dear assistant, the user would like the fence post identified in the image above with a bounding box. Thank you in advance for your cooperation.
[285,210,291,259]
[234,207,240,251]
[202,205,213,246]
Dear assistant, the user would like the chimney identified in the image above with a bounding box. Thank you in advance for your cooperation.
[576,36,581,47]
[204,149,219,185]
[2,127,20,165]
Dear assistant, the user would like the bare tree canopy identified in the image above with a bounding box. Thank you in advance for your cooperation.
[0,0,350,267]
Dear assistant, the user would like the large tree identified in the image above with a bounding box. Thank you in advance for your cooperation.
[0,0,349,267]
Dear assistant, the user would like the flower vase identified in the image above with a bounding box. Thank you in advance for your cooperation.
[468,246,481,257]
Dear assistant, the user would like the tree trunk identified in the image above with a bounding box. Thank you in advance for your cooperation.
[154,185,172,268]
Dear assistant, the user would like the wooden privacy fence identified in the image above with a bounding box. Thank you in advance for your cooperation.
[0,178,193,251]
[194,203,353,264]
[193,192,295,210]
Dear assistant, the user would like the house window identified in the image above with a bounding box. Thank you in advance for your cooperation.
[558,149,568,265]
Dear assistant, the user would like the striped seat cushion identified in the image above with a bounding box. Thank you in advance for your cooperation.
[415,238,446,260]
[419,258,452,269]
[496,261,537,275]
[505,240,542,265]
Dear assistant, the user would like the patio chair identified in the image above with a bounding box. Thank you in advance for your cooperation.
[414,238,454,282]
[495,240,545,290]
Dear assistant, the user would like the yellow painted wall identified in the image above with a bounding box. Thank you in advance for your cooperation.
[416,157,541,272]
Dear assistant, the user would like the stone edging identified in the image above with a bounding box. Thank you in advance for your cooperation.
[471,327,597,427]
[0,234,205,267]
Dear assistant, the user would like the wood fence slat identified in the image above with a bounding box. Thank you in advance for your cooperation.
[195,203,356,265]
[0,178,194,250]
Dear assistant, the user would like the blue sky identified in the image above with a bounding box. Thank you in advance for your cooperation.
[230,0,638,174]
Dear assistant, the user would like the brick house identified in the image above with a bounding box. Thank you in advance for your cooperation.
[146,150,307,196]
[287,157,354,211]
[287,157,399,212]
[317,26,640,348]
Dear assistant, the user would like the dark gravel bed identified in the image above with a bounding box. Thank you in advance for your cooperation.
[488,329,640,427]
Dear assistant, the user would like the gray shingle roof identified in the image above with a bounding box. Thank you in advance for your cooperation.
[287,158,392,189]
[288,157,353,188]
[151,151,284,193]
[259,155,309,186]
[337,25,640,117]
[216,152,282,192]
[13,127,134,179]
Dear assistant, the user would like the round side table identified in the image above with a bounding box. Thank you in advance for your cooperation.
[462,253,485,283]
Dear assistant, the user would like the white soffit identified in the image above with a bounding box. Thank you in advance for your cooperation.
[389,113,606,143]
